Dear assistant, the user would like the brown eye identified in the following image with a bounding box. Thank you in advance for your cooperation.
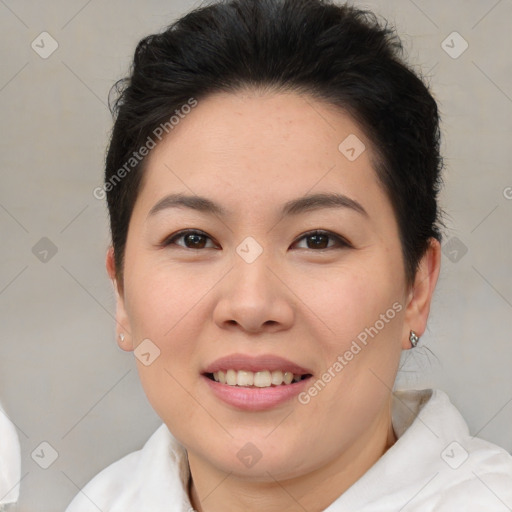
[293,230,351,250]
[162,229,351,251]
[163,230,217,249]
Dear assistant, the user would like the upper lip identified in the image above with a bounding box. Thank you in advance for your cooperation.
[203,353,313,375]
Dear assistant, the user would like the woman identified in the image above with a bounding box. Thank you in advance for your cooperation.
[66,0,512,510]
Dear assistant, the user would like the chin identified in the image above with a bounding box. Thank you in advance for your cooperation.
[193,432,313,480]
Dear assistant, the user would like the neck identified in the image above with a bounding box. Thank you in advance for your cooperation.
[188,401,397,512]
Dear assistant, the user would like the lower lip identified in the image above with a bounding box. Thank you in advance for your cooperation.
[202,375,311,411]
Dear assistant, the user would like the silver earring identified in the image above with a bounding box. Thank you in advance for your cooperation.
[409,330,419,348]
[119,333,125,342]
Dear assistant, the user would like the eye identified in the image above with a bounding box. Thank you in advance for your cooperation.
[162,230,218,250]
[293,230,351,250]
[161,229,351,251]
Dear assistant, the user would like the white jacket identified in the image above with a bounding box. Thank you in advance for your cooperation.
[65,389,512,511]
[0,404,20,509]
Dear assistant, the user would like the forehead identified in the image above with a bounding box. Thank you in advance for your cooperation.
[134,90,391,223]
[148,90,371,168]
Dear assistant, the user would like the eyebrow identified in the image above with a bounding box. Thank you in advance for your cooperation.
[147,192,368,219]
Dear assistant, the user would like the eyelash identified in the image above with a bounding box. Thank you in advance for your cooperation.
[161,229,352,251]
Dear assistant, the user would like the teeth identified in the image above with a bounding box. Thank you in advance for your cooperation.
[254,371,271,387]
[226,369,237,386]
[211,369,306,387]
[271,370,283,385]
[237,370,254,386]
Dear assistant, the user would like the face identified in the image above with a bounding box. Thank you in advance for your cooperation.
[108,90,437,482]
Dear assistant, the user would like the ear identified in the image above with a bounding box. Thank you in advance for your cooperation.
[401,238,441,350]
[106,246,134,352]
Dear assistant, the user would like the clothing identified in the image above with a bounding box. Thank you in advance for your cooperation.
[65,389,512,511]
[0,404,21,508]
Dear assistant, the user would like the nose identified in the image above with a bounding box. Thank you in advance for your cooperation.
[212,251,295,334]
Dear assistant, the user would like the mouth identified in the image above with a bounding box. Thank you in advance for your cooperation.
[201,354,314,411]
[204,370,312,388]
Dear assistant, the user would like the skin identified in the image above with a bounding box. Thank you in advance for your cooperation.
[106,90,441,512]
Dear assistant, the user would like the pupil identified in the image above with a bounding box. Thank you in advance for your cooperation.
[309,234,328,249]
[186,234,205,248]
[183,233,329,249]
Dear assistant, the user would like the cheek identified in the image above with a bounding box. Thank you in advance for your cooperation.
[294,269,403,423]
[292,261,405,412]
[123,268,206,427]
[123,261,212,403]
[295,262,403,351]
[125,256,214,340]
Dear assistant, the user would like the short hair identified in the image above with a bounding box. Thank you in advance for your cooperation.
[105,0,444,287]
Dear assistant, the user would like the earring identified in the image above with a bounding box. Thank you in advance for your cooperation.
[119,333,125,342]
[409,330,419,348]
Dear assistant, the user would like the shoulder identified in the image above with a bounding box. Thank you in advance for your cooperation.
[65,424,190,512]
[418,447,512,511]
[396,389,512,510]
[435,434,512,509]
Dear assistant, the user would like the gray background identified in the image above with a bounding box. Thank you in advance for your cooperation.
[0,0,511,510]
